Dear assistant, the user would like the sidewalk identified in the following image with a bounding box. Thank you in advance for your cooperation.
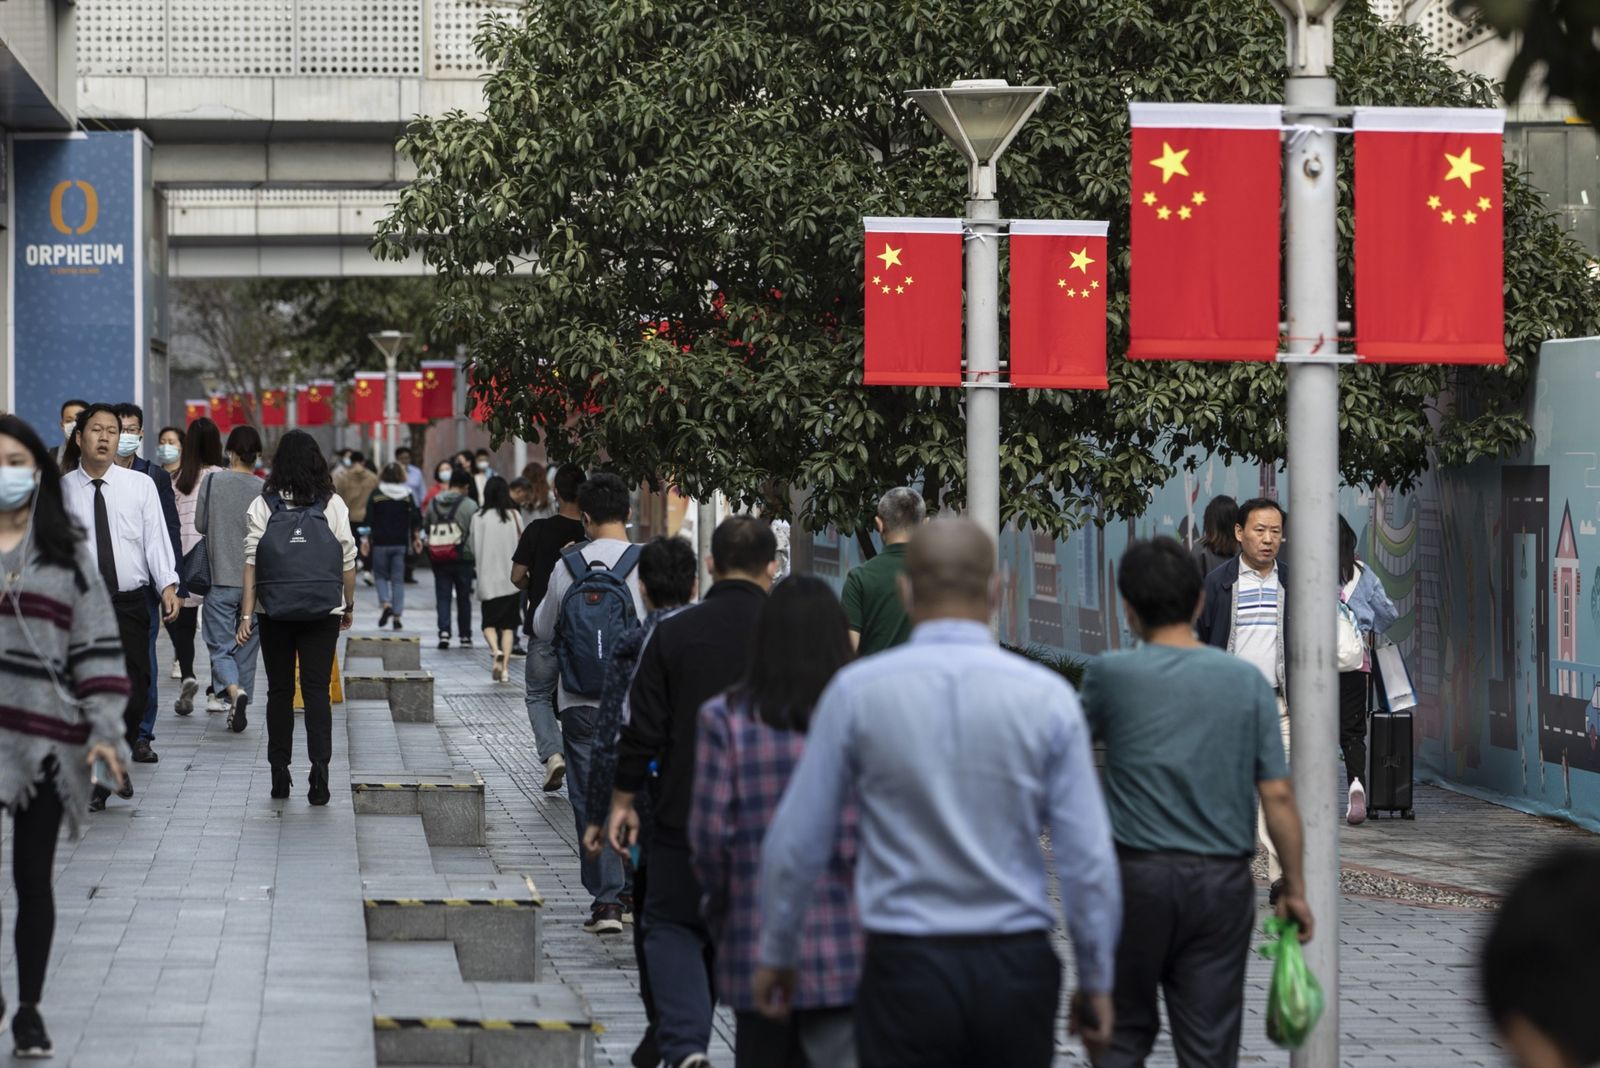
[0,571,1575,1065]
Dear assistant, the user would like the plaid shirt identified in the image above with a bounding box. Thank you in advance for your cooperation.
[688,693,862,1012]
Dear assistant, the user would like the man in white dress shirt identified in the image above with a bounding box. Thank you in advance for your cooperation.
[61,403,179,808]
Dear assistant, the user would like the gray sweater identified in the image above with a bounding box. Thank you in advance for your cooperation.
[194,470,264,587]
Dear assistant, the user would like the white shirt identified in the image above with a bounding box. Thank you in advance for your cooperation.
[1233,562,1281,688]
[532,537,647,707]
[244,493,359,574]
[62,463,179,594]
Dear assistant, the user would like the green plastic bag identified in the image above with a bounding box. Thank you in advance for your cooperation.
[1258,916,1324,1048]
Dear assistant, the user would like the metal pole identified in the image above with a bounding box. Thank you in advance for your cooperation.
[696,496,716,598]
[1280,13,1343,1065]
[287,372,298,431]
[383,353,399,468]
[965,191,1001,555]
[455,344,468,453]
[513,438,529,479]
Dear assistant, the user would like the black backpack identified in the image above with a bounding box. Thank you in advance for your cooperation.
[256,492,344,621]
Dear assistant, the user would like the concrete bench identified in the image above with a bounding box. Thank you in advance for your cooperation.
[351,772,485,846]
[344,633,423,670]
[347,699,454,776]
[363,875,544,982]
[342,669,435,723]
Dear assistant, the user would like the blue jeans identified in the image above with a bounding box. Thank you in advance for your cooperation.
[558,704,624,909]
[201,585,259,697]
[433,560,474,637]
[139,587,161,742]
[523,638,564,764]
[372,544,408,618]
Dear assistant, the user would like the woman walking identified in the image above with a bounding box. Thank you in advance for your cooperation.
[519,462,556,522]
[195,426,265,725]
[471,476,523,681]
[0,414,130,1057]
[425,468,478,649]
[1191,495,1238,580]
[1338,515,1399,826]
[365,463,421,630]
[167,417,224,715]
[688,575,862,1067]
[237,430,357,804]
[156,426,183,479]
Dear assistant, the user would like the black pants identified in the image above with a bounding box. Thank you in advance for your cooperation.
[1101,849,1254,1068]
[1339,670,1369,786]
[164,605,199,678]
[641,828,716,1062]
[111,590,152,747]
[259,615,340,771]
[5,768,63,1005]
[856,932,1060,1068]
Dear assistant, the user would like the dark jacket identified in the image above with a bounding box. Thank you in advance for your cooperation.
[366,491,422,547]
[133,457,184,597]
[614,579,767,832]
[1196,555,1288,688]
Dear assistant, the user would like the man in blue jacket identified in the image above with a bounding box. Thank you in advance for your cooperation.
[1195,497,1291,898]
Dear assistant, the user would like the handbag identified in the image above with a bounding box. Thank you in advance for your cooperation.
[179,477,213,596]
[1373,637,1418,712]
[1335,567,1364,672]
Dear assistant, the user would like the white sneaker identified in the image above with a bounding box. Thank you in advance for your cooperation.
[1346,779,1367,825]
[543,754,566,793]
[206,692,230,714]
[170,661,182,680]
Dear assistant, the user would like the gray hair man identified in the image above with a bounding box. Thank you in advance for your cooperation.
[842,486,926,655]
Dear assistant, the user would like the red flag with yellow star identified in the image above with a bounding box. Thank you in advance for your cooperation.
[420,360,456,419]
[1129,103,1282,361]
[863,217,963,386]
[348,373,384,424]
[183,399,209,425]
[399,372,427,424]
[1354,107,1506,364]
[298,380,334,426]
[1009,220,1109,389]
[208,394,232,435]
[259,388,286,427]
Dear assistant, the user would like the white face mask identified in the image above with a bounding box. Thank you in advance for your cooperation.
[475,460,489,472]
[116,432,141,458]
[437,468,452,482]
[0,467,39,511]
[156,443,181,465]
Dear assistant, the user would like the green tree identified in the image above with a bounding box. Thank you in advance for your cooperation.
[376,0,1600,538]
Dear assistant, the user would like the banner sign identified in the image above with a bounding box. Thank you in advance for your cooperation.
[862,217,964,386]
[9,132,143,438]
[1009,220,1110,389]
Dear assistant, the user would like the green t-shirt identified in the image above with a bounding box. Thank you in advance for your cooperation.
[841,542,912,655]
[1080,643,1287,857]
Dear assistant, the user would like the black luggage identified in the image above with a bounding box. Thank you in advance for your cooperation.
[1367,708,1414,819]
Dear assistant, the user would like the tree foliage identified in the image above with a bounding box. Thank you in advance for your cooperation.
[376,0,1600,537]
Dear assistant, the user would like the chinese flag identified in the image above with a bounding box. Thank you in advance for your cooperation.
[259,388,286,427]
[229,393,252,429]
[420,360,455,419]
[1354,107,1506,364]
[183,399,209,425]
[348,373,384,424]
[208,394,233,435]
[1128,103,1282,361]
[399,372,427,424]
[299,380,334,427]
[863,217,963,386]
[1009,220,1109,389]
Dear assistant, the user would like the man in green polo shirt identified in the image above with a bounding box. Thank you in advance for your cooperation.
[842,486,926,654]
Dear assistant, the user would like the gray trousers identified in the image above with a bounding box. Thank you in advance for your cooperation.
[1100,848,1255,1068]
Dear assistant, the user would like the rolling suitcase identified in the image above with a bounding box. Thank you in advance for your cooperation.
[1366,674,1414,819]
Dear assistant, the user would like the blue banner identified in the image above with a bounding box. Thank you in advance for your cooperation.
[9,131,141,445]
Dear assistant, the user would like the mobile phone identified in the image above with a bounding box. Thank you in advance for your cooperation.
[629,843,640,868]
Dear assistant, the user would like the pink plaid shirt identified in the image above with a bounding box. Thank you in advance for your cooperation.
[689,693,862,1012]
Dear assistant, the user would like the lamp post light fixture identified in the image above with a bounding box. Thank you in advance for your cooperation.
[368,329,413,466]
[907,80,1051,558]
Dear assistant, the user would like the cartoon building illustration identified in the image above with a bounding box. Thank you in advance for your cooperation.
[1556,502,1582,697]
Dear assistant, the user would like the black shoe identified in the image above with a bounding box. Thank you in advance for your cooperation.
[132,740,158,764]
[89,784,109,813]
[460,637,473,648]
[308,764,330,806]
[378,605,393,628]
[1269,878,1285,906]
[392,616,403,631]
[116,773,134,800]
[229,693,249,733]
[270,766,292,799]
[12,1004,50,1058]
[630,1027,660,1068]
[510,644,526,658]
[438,632,451,650]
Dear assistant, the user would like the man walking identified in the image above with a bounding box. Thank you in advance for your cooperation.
[610,516,777,1068]
[755,519,1119,1067]
[1195,496,1293,897]
[63,403,180,808]
[1082,537,1313,1067]
[511,464,586,791]
[533,472,643,936]
[114,403,183,765]
[842,487,923,654]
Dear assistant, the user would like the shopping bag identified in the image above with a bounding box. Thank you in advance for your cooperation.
[292,651,343,710]
[1258,916,1324,1049]
[1373,638,1418,712]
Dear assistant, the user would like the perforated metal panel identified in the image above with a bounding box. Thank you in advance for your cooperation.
[77,0,170,76]
[167,0,294,76]
[429,0,497,75]
[1372,0,1495,56]
[299,0,422,76]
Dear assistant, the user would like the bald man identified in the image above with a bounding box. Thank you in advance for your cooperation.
[755,519,1121,1066]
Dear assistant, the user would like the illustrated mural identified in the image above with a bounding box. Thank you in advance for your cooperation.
[807,338,1600,831]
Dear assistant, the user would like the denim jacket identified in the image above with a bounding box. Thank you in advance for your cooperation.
[1344,561,1398,637]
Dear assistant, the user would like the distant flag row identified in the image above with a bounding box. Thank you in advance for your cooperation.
[181,361,462,431]
[862,103,1505,387]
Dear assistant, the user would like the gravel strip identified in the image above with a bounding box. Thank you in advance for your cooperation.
[1250,851,1499,910]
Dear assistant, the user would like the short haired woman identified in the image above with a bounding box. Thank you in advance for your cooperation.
[196,426,264,722]
[166,417,225,712]
[365,463,422,631]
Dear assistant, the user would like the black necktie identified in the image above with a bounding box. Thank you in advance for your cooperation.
[92,479,119,593]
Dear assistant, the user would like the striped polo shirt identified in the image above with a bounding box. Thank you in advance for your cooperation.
[1233,562,1281,688]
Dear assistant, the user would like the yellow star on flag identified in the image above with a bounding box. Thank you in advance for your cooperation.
[1090,280,1100,289]
[1157,206,1172,221]
[1443,146,1485,189]
[905,276,914,285]
[875,243,903,270]
[1441,209,1456,224]
[880,284,890,293]
[896,285,905,293]
[1057,278,1068,288]
[1191,191,1207,206]
[1079,289,1090,298]
[1427,195,1441,210]
[1149,142,1190,184]
[1464,210,1478,225]
[1178,206,1192,220]
[1069,248,1095,274]
[1477,196,1492,212]
[1142,192,1158,206]
[872,275,881,284]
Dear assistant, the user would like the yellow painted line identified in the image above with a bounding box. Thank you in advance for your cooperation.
[363,897,541,908]
[371,1016,599,1031]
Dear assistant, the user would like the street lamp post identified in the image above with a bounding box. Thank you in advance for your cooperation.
[908,80,1051,554]
[368,330,413,468]
[1270,3,1346,1066]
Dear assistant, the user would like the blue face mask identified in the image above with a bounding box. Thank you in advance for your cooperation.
[156,444,180,465]
[116,432,141,458]
[0,468,38,512]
